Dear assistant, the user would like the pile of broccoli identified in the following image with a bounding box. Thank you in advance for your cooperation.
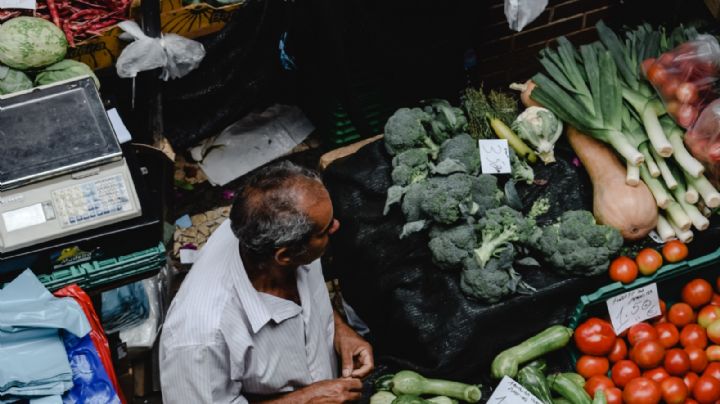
[382,100,623,304]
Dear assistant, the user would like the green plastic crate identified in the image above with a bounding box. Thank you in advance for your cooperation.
[37,243,166,291]
[569,247,720,329]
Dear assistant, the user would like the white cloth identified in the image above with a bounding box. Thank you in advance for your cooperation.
[159,220,338,403]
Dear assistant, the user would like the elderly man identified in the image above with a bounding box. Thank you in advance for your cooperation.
[160,161,373,403]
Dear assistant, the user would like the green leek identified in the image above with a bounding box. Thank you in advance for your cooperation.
[639,164,671,208]
[656,214,675,242]
[684,172,720,209]
[665,200,692,232]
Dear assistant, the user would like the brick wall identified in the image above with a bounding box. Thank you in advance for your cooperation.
[473,0,714,89]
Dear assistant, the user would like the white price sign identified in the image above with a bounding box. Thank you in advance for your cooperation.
[606,283,662,335]
[487,376,544,404]
[479,139,512,174]
[0,0,36,9]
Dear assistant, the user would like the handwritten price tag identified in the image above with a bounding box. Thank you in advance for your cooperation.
[606,283,662,335]
[479,139,512,174]
[487,376,544,404]
[0,0,36,9]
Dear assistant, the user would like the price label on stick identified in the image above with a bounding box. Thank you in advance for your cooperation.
[0,0,36,9]
[479,139,512,174]
[606,283,662,335]
[487,376,544,404]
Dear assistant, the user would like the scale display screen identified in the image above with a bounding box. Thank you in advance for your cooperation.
[3,203,46,232]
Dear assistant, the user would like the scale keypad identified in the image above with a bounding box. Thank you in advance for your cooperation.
[52,174,133,227]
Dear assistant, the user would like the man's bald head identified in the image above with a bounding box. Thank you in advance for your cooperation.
[230,161,326,262]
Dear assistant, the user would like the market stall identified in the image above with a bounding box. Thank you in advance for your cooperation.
[2,0,720,403]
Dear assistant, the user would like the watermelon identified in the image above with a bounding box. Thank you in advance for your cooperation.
[0,17,68,70]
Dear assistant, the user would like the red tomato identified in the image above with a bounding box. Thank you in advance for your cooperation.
[630,323,660,346]
[661,377,689,404]
[658,52,676,67]
[642,58,657,76]
[677,104,699,128]
[662,78,682,100]
[663,240,689,263]
[613,359,642,388]
[681,324,708,349]
[712,294,720,307]
[683,399,699,404]
[704,362,720,381]
[661,299,668,316]
[687,347,709,373]
[648,64,669,87]
[707,345,720,361]
[684,280,715,309]
[670,304,697,328]
[676,82,700,104]
[665,348,692,376]
[606,387,623,404]
[610,256,639,284]
[631,340,667,369]
[609,338,629,363]
[685,372,700,391]
[693,375,720,404]
[577,355,610,379]
[636,249,664,276]
[644,367,671,384]
[657,323,681,348]
[707,321,720,345]
[575,317,617,356]
[623,377,662,404]
[698,307,720,329]
[585,375,616,397]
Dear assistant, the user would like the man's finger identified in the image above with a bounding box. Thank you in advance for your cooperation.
[340,349,354,378]
[342,377,363,390]
[350,349,374,378]
[344,391,362,402]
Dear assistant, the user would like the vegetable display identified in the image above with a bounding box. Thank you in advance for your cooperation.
[572,276,720,404]
[369,371,481,403]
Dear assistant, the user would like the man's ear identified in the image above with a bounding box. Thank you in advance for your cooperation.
[274,247,294,266]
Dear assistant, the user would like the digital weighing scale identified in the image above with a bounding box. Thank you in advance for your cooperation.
[0,77,142,253]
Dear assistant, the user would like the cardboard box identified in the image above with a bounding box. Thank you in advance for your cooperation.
[66,26,125,71]
[160,1,246,39]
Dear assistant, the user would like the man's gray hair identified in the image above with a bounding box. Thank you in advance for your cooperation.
[230,161,323,260]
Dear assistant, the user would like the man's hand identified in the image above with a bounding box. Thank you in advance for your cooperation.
[333,311,374,379]
[305,378,363,403]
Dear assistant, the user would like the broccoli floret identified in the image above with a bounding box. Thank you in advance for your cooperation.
[473,206,539,269]
[510,150,534,185]
[470,174,505,217]
[384,108,439,157]
[420,174,477,225]
[460,244,519,303]
[428,224,477,270]
[391,148,430,186]
[530,210,623,276]
[423,99,469,144]
[401,181,426,222]
[437,133,481,175]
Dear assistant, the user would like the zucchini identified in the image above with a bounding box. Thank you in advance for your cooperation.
[517,365,553,404]
[547,374,591,404]
[376,374,396,392]
[371,391,397,404]
[491,325,574,379]
[561,373,586,389]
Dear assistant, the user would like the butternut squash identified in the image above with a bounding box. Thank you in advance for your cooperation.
[566,126,658,241]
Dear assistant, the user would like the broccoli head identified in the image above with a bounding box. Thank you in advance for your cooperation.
[428,224,477,270]
[460,244,519,303]
[391,148,431,186]
[420,174,478,225]
[470,174,504,217]
[423,99,469,144]
[530,210,623,277]
[384,108,438,157]
[437,133,481,175]
[473,206,539,269]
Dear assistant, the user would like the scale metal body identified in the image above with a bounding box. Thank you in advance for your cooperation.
[0,77,141,253]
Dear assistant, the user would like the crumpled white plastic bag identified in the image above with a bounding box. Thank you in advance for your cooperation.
[504,0,548,32]
[115,21,206,81]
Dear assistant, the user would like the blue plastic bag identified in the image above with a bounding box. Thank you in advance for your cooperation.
[61,331,120,404]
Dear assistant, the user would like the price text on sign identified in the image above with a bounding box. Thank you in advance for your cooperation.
[479,139,512,174]
[0,0,36,9]
[487,376,544,404]
[606,283,661,335]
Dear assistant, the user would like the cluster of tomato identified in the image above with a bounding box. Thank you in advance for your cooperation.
[609,241,689,284]
[643,41,720,128]
[575,277,720,404]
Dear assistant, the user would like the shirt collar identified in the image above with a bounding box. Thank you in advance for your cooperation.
[223,222,314,334]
